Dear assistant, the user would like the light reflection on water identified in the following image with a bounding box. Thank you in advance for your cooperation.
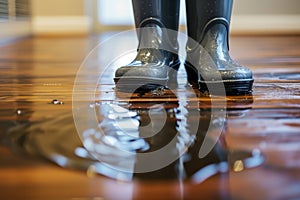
[4,91,264,182]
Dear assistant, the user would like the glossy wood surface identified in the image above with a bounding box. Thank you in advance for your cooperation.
[1,34,300,200]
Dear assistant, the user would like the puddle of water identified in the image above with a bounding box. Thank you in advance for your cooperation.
[227,118,300,170]
[4,92,263,182]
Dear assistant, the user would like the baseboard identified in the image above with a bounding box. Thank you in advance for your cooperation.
[32,16,92,35]
[231,14,300,34]
[0,20,31,44]
[5,15,299,37]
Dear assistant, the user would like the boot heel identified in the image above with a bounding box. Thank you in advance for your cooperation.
[199,79,254,96]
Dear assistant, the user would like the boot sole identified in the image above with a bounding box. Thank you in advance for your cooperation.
[185,62,254,95]
[114,62,180,92]
[114,77,168,92]
[199,79,254,96]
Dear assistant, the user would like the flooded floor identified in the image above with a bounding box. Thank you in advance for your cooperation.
[1,35,300,200]
[4,91,264,182]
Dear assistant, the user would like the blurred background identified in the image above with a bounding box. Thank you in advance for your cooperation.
[1,0,300,42]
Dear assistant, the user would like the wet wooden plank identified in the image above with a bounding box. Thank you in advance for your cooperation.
[0,35,300,200]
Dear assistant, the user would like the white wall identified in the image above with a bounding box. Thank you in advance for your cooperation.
[93,0,300,34]
[233,0,300,15]
[1,0,300,39]
[30,0,91,35]
[231,0,300,34]
[29,0,300,34]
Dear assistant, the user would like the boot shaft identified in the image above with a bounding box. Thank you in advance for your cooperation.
[132,0,180,53]
[185,0,233,45]
[132,0,180,30]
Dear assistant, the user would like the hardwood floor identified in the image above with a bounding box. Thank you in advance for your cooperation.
[0,34,300,200]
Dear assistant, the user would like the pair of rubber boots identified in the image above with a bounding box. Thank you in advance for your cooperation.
[114,0,253,95]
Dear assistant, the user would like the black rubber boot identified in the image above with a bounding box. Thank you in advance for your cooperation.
[114,0,181,91]
[185,0,253,95]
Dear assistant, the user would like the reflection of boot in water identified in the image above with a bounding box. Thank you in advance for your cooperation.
[133,91,261,181]
[133,92,226,180]
[114,0,180,91]
[183,103,263,184]
[90,94,262,181]
[132,93,183,179]
[120,90,208,179]
[226,94,254,118]
[182,106,228,180]
[185,0,254,95]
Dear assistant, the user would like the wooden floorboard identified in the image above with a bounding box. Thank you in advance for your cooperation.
[0,34,300,200]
